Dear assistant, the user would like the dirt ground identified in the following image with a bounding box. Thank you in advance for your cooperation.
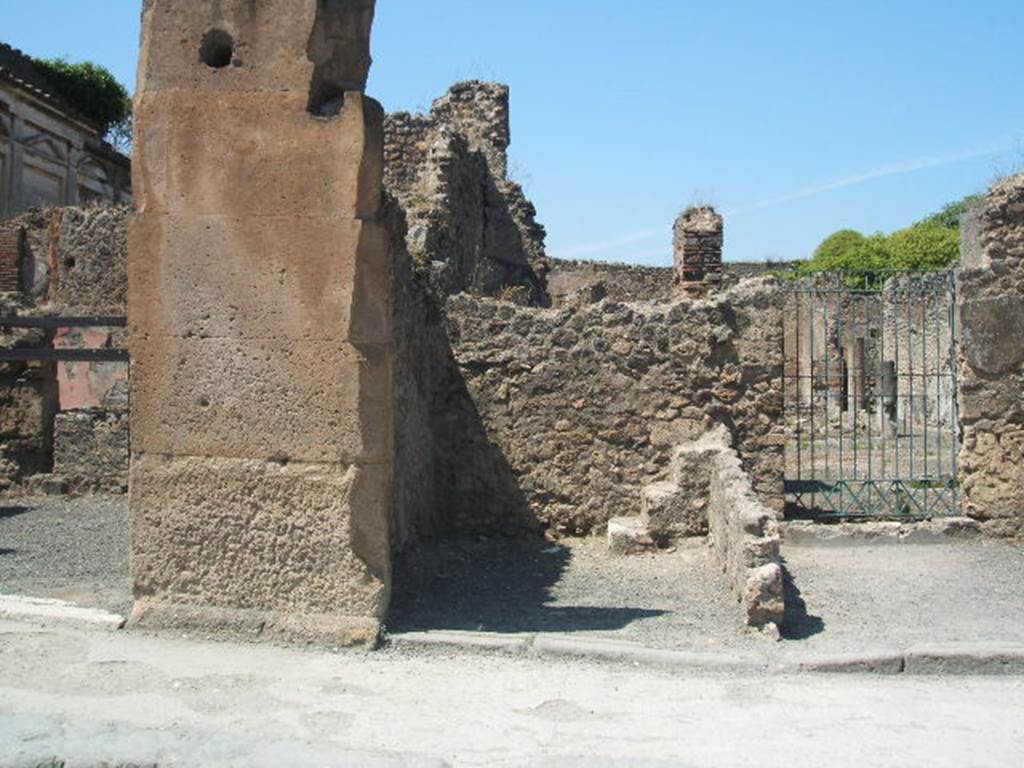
[3,495,1024,655]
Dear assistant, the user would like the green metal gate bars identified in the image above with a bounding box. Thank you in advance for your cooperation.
[783,270,960,520]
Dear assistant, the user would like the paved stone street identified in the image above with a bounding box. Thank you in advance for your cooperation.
[1,617,1022,768]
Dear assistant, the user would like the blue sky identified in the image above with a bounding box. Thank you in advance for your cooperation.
[6,1,1023,264]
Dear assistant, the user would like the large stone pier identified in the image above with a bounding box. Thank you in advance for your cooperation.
[127,0,392,644]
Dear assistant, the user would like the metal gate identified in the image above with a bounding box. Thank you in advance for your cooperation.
[783,271,960,520]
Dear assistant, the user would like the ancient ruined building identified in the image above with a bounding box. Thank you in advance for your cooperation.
[3,0,1024,648]
[128,0,391,643]
[0,43,132,217]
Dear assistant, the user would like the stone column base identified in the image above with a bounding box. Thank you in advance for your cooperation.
[128,600,382,648]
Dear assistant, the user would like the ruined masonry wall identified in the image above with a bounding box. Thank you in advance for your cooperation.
[0,207,129,492]
[384,81,548,304]
[432,279,785,536]
[957,174,1024,536]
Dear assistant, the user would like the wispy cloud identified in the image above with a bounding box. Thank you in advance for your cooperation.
[550,141,1009,261]
[724,143,1006,217]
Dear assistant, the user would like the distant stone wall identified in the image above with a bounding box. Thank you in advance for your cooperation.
[0,205,128,495]
[53,408,128,494]
[430,279,785,536]
[957,174,1024,536]
[546,258,674,305]
[546,258,792,306]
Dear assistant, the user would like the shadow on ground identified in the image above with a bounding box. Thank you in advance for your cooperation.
[780,558,826,641]
[0,506,29,520]
[389,537,668,634]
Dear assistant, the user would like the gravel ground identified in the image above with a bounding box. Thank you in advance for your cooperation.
[781,538,1024,651]
[0,495,131,616]
[3,495,1024,656]
[390,537,758,651]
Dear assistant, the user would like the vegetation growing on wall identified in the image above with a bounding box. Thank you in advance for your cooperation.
[31,57,132,146]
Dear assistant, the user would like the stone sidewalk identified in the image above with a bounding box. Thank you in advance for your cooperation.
[2,617,1023,768]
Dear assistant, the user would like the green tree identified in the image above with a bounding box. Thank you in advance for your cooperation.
[810,229,866,270]
[31,58,131,136]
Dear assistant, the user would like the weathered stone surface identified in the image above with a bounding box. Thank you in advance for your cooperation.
[706,438,785,628]
[960,295,1024,375]
[427,279,785,536]
[129,337,391,464]
[132,90,383,220]
[957,174,1024,535]
[49,206,130,315]
[128,216,390,343]
[53,409,128,494]
[129,0,392,643]
[607,517,654,556]
[130,456,389,621]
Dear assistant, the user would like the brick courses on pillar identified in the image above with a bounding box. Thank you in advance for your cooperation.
[673,206,724,295]
[0,227,23,294]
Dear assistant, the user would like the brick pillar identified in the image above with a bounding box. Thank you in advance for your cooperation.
[956,174,1024,537]
[673,206,724,296]
[0,226,23,294]
[127,0,393,644]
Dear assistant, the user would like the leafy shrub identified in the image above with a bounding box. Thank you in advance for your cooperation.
[31,58,131,134]
[887,224,960,271]
[915,195,984,230]
[811,229,867,270]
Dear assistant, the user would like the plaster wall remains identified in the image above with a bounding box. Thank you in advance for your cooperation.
[128,0,392,644]
[0,206,128,491]
[957,174,1024,536]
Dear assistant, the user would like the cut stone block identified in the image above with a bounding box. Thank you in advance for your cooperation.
[640,481,706,540]
[607,517,654,556]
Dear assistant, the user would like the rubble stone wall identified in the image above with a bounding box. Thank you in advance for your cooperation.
[429,279,785,536]
[957,174,1024,536]
[383,81,548,304]
[0,206,129,493]
[53,408,128,494]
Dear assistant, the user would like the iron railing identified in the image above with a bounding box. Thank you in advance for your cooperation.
[782,271,960,519]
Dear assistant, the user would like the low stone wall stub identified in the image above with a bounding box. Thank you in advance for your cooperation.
[706,437,785,629]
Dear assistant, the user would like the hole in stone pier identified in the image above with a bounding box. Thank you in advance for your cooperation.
[199,29,234,69]
[308,86,346,119]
